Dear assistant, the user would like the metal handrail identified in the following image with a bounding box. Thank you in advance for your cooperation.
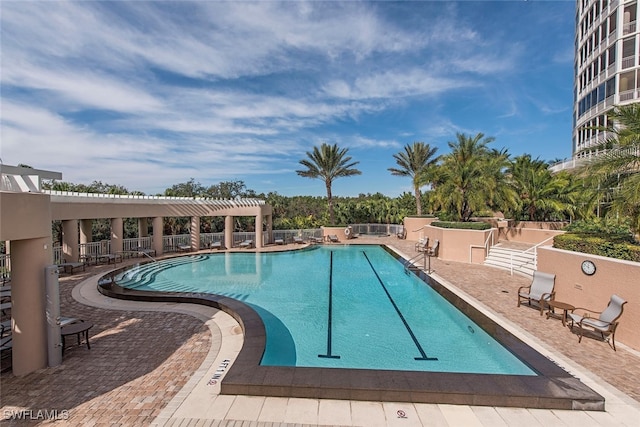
[404,251,427,273]
[469,229,494,263]
[506,235,557,275]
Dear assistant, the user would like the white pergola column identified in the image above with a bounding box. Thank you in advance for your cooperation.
[110,217,123,254]
[190,216,200,251]
[61,219,78,262]
[79,219,92,245]
[266,214,273,244]
[138,218,149,237]
[255,215,263,248]
[225,215,234,249]
[152,217,163,256]
[10,236,50,375]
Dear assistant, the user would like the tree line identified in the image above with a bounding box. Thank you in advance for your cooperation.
[42,103,640,240]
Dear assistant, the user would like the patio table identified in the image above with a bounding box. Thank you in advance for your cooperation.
[546,300,575,327]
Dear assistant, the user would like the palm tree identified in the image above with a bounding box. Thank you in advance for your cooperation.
[388,142,439,215]
[582,103,640,232]
[296,143,361,224]
[433,133,495,221]
[508,155,578,221]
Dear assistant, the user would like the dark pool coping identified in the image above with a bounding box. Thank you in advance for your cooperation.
[97,249,605,410]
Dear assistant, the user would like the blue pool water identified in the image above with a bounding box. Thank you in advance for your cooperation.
[115,245,536,375]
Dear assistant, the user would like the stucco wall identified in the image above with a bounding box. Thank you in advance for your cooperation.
[403,217,439,241]
[537,246,640,351]
[0,192,51,240]
[418,225,494,264]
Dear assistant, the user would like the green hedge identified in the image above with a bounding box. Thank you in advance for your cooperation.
[554,233,640,262]
[431,221,492,230]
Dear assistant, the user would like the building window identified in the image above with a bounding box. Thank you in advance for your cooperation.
[619,70,636,92]
[609,9,617,35]
[623,37,635,58]
[608,44,616,66]
[606,76,616,98]
[623,3,637,35]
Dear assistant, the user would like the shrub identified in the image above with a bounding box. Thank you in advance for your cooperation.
[431,221,492,230]
[564,219,634,240]
[554,233,640,262]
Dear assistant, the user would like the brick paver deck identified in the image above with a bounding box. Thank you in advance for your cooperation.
[1,236,639,426]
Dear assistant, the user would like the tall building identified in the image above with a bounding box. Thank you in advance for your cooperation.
[574,0,637,158]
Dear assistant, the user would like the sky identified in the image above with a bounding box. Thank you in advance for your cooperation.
[0,0,576,198]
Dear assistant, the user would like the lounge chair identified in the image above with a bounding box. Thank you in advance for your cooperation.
[1,336,11,353]
[293,236,305,244]
[238,240,254,249]
[517,271,556,315]
[98,253,122,264]
[177,245,191,252]
[396,228,407,239]
[58,260,86,274]
[328,235,339,243]
[415,238,429,252]
[210,241,224,250]
[274,238,284,245]
[425,239,439,257]
[0,302,11,316]
[1,319,10,338]
[568,294,627,351]
[136,246,157,257]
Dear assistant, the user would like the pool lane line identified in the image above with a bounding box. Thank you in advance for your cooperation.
[318,250,340,359]
[361,251,437,361]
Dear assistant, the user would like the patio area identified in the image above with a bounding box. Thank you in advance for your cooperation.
[1,235,639,426]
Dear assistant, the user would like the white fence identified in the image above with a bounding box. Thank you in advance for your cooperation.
[4,224,402,273]
[351,223,402,236]
[0,254,10,282]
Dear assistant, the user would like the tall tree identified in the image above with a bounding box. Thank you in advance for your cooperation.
[433,133,495,221]
[388,142,439,215]
[296,143,361,224]
[508,155,577,221]
[582,103,640,232]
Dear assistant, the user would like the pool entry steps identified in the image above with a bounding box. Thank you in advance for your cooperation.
[98,249,606,411]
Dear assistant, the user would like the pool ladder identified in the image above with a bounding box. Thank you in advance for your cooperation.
[404,252,427,274]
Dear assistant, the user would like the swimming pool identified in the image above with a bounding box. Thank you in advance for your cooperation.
[114,245,533,375]
[98,244,605,409]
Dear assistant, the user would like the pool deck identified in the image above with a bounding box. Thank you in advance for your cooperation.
[1,235,640,426]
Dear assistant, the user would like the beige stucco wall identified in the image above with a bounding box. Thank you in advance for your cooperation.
[0,192,52,240]
[403,217,439,241]
[0,191,53,375]
[417,225,494,264]
[538,246,640,351]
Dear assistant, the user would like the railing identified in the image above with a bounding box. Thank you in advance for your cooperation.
[619,88,637,101]
[79,241,111,259]
[507,235,557,276]
[0,254,10,281]
[122,236,153,252]
[200,232,224,249]
[162,234,190,252]
[53,245,62,264]
[404,251,427,273]
[623,21,636,35]
[272,228,324,244]
[350,223,402,236]
[469,229,495,264]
